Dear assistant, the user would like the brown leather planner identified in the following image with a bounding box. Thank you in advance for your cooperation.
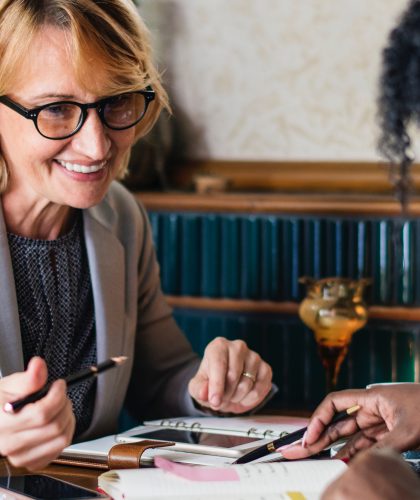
[53,440,175,470]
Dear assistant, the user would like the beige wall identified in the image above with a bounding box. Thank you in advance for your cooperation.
[141,0,409,162]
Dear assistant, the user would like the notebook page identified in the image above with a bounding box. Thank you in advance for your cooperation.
[61,434,117,458]
[144,415,308,438]
[99,460,346,498]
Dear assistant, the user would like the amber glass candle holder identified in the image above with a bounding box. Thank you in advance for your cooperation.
[298,276,370,393]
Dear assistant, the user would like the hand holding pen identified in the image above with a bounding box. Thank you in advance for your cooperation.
[0,356,127,471]
[281,384,420,461]
[0,357,75,470]
[235,405,360,464]
[3,355,127,413]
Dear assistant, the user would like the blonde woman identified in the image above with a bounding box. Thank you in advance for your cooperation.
[0,0,273,470]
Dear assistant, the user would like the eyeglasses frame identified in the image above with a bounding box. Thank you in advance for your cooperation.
[0,86,155,140]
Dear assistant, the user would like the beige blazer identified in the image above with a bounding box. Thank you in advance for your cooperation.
[0,182,201,441]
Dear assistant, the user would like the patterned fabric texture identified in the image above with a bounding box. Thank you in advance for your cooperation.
[7,212,97,438]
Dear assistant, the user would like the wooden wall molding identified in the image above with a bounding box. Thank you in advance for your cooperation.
[165,296,420,323]
[168,160,420,194]
[136,191,420,216]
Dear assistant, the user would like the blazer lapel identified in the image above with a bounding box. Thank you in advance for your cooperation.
[0,202,23,377]
[82,201,126,436]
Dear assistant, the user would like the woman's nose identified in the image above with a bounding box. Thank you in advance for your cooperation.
[71,109,111,159]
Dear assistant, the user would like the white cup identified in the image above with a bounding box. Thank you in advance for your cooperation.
[366,382,412,389]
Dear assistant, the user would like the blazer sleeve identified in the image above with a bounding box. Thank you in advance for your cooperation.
[124,203,202,420]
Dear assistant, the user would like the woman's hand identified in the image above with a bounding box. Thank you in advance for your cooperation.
[281,383,420,460]
[322,448,420,500]
[188,337,273,413]
[0,357,75,470]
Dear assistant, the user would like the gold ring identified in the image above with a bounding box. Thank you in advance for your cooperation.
[241,371,256,383]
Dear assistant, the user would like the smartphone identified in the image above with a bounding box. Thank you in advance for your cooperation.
[116,425,267,458]
[0,474,109,500]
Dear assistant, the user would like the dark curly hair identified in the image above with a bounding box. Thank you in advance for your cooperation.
[378,0,420,209]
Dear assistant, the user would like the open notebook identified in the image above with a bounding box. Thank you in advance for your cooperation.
[98,458,346,500]
[60,415,310,468]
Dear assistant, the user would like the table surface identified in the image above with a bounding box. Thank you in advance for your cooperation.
[0,459,102,494]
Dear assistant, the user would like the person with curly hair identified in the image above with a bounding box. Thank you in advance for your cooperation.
[281,1,420,497]
[378,0,420,209]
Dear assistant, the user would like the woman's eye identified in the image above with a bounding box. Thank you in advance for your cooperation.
[42,104,77,119]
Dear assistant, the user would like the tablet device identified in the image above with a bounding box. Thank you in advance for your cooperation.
[0,474,109,500]
[116,425,269,458]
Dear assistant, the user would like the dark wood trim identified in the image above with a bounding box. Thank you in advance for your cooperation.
[168,160,420,194]
[165,295,420,322]
[136,191,420,216]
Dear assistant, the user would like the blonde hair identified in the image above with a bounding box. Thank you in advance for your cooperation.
[0,0,169,191]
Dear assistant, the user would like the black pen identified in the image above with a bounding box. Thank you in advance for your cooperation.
[3,356,128,413]
[234,404,361,464]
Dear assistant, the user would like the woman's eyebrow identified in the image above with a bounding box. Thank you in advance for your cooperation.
[31,92,76,100]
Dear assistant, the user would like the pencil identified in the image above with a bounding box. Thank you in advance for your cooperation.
[234,404,361,464]
[3,356,128,414]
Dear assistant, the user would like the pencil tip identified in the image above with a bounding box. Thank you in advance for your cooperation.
[111,356,128,365]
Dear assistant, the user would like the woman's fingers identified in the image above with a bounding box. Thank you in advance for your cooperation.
[236,361,272,409]
[229,350,261,404]
[0,359,76,469]
[0,357,48,405]
[7,409,75,471]
[189,337,273,413]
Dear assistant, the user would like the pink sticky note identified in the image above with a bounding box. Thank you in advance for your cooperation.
[154,457,239,482]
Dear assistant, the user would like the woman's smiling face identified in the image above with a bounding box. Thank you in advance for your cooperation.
[0,25,136,210]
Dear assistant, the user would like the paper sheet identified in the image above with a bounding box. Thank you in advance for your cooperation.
[99,460,346,499]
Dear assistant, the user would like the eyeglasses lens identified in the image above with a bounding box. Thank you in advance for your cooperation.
[38,103,82,139]
[37,92,147,139]
[103,93,146,129]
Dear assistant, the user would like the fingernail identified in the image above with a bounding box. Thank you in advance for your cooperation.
[210,395,221,407]
[277,443,293,453]
[301,431,308,448]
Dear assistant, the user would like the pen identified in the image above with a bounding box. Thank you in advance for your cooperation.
[3,356,128,413]
[234,404,361,464]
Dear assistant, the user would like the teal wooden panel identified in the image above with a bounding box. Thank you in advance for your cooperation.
[396,329,416,381]
[302,219,322,280]
[161,214,181,294]
[220,216,240,297]
[240,217,261,299]
[355,220,369,279]
[399,221,414,304]
[372,220,392,304]
[150,211,420,306]
[280,219,303,301]
[326,220,344,276]
[414,220,420,303]
[180,215,201,295]
[261,217,280,299]
[369,328,393,384]
[201,215,221,297]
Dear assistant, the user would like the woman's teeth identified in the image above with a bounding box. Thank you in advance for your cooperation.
[56,159,107,173]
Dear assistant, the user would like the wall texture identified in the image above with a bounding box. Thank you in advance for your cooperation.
[141,0,409,162]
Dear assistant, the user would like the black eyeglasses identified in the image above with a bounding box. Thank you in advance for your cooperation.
[0,87,155,140]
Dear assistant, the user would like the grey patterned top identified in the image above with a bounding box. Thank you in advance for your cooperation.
[7,213,96,438]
